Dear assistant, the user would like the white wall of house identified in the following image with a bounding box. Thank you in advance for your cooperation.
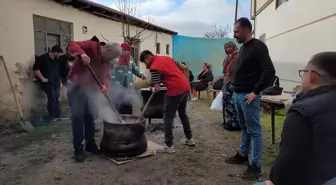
[0,0,173,122]
[251,0,336,90]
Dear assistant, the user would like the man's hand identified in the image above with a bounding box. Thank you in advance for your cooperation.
[217,76,223,80]
[80,54,90,66]
[152,83,160,93]
[42,78,48,83]
[141,74,146,80]
[245,92,257,104]
[195,80,200,82]
[101,85,108,95]
[264,180,274,185]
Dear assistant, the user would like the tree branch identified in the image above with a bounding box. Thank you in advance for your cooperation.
[111,0,155,44]
[203,24,231,39]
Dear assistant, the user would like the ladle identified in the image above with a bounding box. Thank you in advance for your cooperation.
[87,65,124,123]
[136,91,155,123]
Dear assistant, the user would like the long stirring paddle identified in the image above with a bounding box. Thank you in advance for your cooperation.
[136,91,155,123]
[87,65,124,123]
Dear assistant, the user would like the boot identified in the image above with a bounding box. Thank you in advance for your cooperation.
[85,143,101,155]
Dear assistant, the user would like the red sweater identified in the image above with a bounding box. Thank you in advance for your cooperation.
[67,40,110,88]
[148,56,190,96]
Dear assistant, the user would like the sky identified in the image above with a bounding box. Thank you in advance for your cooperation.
[89,0,251,37]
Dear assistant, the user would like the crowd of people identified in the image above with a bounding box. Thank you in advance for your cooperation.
[32,17,336,185]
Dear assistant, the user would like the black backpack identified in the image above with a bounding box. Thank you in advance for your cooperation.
[263,76,283,95]
[212,79,224,90]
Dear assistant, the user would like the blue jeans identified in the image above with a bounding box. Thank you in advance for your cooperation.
[233,92,262,167]
[254,182,264,185]
[67,82,95,152]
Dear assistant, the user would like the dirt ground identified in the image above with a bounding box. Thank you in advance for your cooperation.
[0,99,272,185]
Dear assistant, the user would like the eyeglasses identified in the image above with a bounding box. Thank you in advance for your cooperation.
[298,70,320,77]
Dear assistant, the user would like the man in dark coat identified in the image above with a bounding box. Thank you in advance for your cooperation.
[33,45,65,122]
[262,52,336,185]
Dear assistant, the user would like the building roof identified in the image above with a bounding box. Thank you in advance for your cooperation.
[53,0,178,35]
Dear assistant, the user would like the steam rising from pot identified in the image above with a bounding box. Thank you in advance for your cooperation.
[87,84,142,124]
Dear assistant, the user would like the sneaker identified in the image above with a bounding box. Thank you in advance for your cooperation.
[181,138,196,146]
[190,97,198,101]
[225,151,249,164]
[85,144,101,155]
[157,144,176,154]
[241,164,261,180]
[74,151,85,162]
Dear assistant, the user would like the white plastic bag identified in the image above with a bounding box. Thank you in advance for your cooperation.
[210,91,223,111]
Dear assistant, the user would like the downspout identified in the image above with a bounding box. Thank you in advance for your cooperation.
[253,0,257,38]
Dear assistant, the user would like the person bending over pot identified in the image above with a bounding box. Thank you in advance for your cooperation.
[110,42,146,115]
[67,40,122,162]
[139,50,196,153]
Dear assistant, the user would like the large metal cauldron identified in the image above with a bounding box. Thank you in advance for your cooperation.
[100,115,147,157]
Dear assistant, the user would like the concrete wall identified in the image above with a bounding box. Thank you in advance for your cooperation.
[0,0,172,124]
[251,0,336,90]
[172,35,238,79]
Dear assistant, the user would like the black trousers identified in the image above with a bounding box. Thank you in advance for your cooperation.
[40,82,60,118]
[67,82,95,152]
[164,91,193,147]
[190,82,207,91]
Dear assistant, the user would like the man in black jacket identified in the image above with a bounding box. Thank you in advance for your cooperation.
[261,52,336,185]
[225,17,275,180]
[33,45,65,122]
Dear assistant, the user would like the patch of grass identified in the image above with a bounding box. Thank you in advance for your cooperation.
[260,111,285,165]
[259,111,285,182]
[1,120,70,152]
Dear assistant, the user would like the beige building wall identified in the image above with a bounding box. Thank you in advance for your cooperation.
[251,0,336,90]
[0,0,173,123]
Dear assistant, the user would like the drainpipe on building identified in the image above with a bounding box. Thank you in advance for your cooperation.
[253,0,257,38]
[234,0,238,24]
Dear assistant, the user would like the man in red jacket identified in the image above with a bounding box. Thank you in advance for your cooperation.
[67,40,121,162]
[139,50,195,153]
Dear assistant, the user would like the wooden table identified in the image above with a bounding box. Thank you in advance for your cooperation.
[261,94,292,144]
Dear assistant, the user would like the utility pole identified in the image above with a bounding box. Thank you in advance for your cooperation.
[234,0,239,24]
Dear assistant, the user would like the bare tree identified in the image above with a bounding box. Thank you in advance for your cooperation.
[112,0,155,45]
[203,24,231,39]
